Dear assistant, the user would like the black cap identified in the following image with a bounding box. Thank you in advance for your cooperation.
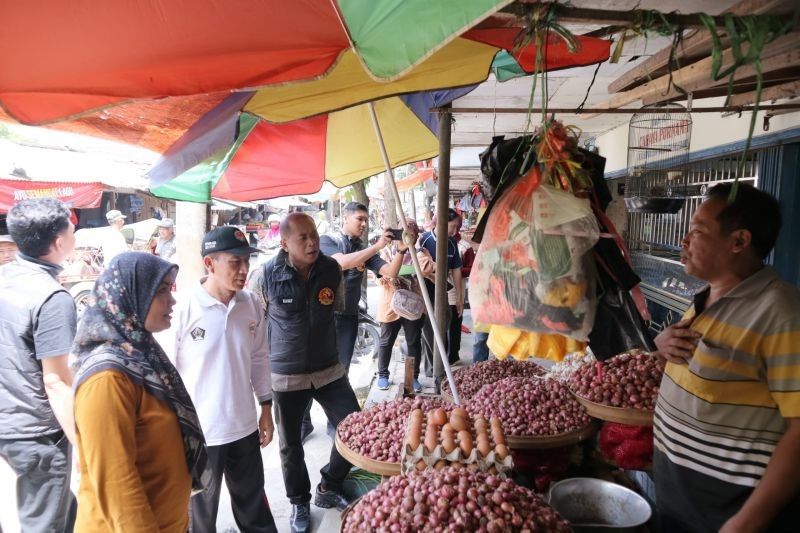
[201,226,260,256]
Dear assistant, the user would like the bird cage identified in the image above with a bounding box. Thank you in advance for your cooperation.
[626,103,692,213]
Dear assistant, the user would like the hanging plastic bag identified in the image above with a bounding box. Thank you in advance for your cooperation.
[470,166,600,341]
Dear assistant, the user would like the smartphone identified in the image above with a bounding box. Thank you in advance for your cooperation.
[388,228,404,240]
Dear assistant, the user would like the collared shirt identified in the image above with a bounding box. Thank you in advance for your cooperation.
[170,282,271,447]
[156,236,176,262]
[320,231,386,315]
[654,267,800,494]
[247,253,345,392]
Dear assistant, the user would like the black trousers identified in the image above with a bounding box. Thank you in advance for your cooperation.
[448,304,463,364]
[335,314,359,372]
[377,317,424,380]
[421,305,452,377]
[189,431,276,533]
[273,377,360,505]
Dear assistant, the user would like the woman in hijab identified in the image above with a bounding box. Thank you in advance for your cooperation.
[72,252,210,532]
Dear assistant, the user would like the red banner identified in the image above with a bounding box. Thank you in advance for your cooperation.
[0,179,104,213]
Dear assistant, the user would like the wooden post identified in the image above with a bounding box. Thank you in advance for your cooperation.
[433,104,452,389]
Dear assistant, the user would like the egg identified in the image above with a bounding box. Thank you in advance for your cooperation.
[441,426,455,441]
[492,427,506,446]
[407,426,421,450]
[434,460,447,470]
[416,459,427,471]
[450,462,464,470]
[451,407,469,420]
[495,444,509,460]
[458,430,474,456]
[474,416,488,431]
[450,414,468,432]
[477,438,491,457]
[425,427,438,453]
[490,416,503,430]
[410,408,423,421]
[442,437,456,454]
[431,408,448,426]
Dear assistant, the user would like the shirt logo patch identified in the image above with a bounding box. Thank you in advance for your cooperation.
[190,327,206,341]
[318,287,334,306]
[282,298,293,304]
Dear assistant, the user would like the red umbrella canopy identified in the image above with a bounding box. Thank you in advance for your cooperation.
[0,0,516,125]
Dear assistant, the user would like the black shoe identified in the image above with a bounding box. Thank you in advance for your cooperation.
[314,484,350,511]
[290,503,310,533]
[301,421,314,444]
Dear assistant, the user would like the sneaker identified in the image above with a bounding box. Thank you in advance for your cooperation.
[412,379,422,393]
[314,484,350,511]
[377,377,390,390]
[290,503,311,533]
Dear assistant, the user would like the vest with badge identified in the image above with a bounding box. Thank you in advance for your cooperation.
[0,257,70,438]
[261,250,341,375]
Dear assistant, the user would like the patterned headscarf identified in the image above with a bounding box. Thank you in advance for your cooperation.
[72,252,210,492]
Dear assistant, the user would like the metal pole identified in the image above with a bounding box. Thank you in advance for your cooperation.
[434,104,452,390]
[409,188,417,221]
[433,104,800,114]
[367,102,461,404]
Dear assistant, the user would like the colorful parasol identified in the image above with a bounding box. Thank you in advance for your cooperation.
[151,89,471,202]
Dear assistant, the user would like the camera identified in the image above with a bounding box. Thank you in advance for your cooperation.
[388,228,404,240]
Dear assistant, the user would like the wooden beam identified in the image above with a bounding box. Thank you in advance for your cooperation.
[607,0,792,94]
[439,104,800,114]
[510,1,794,28]
[582,34,800,116]
[641,73,800,105]
[728,79,800,106]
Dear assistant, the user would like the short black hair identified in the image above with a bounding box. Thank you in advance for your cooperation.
[706,183,781,259]
[7,198,71,258]
[343,202,368,216]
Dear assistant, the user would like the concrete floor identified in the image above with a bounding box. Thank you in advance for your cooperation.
[0,281,477,532]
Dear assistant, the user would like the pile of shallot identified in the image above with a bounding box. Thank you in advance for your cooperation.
[337,397,451,463]
[442,359,545,400]
[342,467,572,532]
[569,349,664,410]
[468,377,591,436]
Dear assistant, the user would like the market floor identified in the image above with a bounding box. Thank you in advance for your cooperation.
[0,283,476,532]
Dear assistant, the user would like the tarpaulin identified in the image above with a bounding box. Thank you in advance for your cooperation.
[0,180,104,212]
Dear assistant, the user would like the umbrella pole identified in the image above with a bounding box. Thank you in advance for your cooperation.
[367,102,461,405]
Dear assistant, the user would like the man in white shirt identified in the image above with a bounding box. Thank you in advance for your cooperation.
[100,209,128,268]
[170,226,277,533]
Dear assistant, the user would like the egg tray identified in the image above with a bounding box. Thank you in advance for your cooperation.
[400,440,513,477]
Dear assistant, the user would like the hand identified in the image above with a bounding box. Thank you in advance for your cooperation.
[258,406,275,448]
[376,230,394,250]
[456,300,464,317]
[719,512,762,533]
[395,233,409,253]
[654,319,701,365]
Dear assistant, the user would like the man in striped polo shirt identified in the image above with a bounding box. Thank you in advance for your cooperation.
[653,183,800,532]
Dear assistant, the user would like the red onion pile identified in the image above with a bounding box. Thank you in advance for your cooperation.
[569,350,664,410]
[442,359,545,400]
[338,397,451,463]
[342,467,571,532]
[468,377,591,436]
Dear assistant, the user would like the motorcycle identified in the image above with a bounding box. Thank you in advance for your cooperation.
[355,295,380,360]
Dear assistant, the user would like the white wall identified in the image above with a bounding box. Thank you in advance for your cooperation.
[596,97,800,173]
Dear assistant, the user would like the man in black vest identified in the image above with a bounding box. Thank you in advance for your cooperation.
[0,198,78,531]
[251,213,360,533]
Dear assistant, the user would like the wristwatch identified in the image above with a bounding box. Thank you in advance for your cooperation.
[260,399,273,407]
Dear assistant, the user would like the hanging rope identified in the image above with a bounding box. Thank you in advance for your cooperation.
[698,12,797,199]
[575,60,603,113]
